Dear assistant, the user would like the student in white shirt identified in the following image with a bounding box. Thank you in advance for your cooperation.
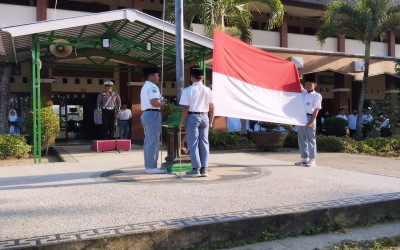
[295,82,322,167]
[118,103,132,139]
[140,68,165,174]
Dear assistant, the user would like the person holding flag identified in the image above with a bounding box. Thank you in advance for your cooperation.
[295,82,322,167]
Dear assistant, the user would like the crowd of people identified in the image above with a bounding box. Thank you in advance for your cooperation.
[315,107,393,138]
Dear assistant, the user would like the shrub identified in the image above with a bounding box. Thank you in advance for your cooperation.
[283,133,298,148]
[316,135,357,153]
[362,137,393,152]
[24,106,60,153]
[209,130,239,148]
[323,118,348,137]
[0,134,31,159]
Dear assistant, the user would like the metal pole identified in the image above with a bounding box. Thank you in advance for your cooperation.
[31,34,42,163]
[175,0,184,102]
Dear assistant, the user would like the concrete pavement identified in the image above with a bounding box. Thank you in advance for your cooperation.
[0,145,400,249]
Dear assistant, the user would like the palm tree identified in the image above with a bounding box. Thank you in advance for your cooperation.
[316,0,400,140]
[0,64,11,134]
[165,0,284,43]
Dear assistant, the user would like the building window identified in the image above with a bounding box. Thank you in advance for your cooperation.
[22,77,28,83]
[99,79,104,85]
[87,79,92,84]
[251,21,259,29]
[318,75,334,84]
[171,83,175,88]
[163,82,166,88]
[10,77,15,83]
[288,26,301,34]
[75,78,80,84]
[62,78,68,84]
[304,27,316,35]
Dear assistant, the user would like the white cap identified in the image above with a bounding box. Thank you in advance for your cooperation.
[104,81,114,86]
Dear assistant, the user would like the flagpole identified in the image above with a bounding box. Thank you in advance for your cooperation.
[175,0,184,102]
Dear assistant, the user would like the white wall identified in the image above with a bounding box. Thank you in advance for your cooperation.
[345,39,388,57]
[47,9,90,20]
[251,30,280,47]
[0,4,91,27]
[192,24,205,36]
[288,33,337,51]
[396,44,400,58]
[0,4,36,27]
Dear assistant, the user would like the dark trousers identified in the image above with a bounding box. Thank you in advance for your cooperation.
[119,120,130,139]
[102,109,116,139]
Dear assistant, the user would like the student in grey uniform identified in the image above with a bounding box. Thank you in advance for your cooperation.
[179,67,214,177]
[295,81,322,167]
[140,68,165,174]
[96,81,121,139]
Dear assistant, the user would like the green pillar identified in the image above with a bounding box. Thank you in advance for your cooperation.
[197,53,206,85]
[31,34,42,163]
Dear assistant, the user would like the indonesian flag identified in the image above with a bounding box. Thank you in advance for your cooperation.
[212,28,307,126]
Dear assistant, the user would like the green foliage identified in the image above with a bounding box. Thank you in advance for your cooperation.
[323,118,348,137]
[162,103,177,122]
[370,90,400,129]
[24,106,60,147]
[0,134,31,159]
[209,130,239,148]
[165,0,284,43]
[283,133,298,148]
[315,135,400,157]
[317,136,344,152]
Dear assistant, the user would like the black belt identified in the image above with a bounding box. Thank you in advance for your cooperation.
[145,109,160,112]
[188,111,207,115]
[307,113,313,115]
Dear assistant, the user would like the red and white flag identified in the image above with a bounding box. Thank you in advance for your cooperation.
[212,28,307,126]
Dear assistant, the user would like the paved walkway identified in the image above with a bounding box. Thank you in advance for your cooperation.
[0,145,400,249]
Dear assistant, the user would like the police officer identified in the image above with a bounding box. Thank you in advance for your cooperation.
[179,67,214,177]
[97,81,121,139]
[140,68,165,174]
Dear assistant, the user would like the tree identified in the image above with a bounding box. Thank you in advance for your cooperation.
[0,64,12,134]
[316,0,400,140]
[165,0,284,43]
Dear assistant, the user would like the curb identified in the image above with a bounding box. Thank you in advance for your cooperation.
[3,194,400,250]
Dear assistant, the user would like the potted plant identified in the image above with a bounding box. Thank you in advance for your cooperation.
[250,121,290,150]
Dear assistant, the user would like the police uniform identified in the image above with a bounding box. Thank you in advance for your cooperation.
[96,81,121,139]
[140,68,163,171]
[179,68,213,177]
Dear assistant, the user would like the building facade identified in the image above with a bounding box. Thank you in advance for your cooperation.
[1,0,399,141]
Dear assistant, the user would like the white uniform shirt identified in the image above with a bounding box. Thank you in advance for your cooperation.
[301,89,322,114]
[362,114,373,123]
[336,114,348,121]
[179,82,213,112]
[119,108,132,120]
[226,117,242,132]
[140,81,161,111]
[348,114,357,129]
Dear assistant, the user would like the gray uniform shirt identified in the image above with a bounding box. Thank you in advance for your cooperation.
[97,91,121,110]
